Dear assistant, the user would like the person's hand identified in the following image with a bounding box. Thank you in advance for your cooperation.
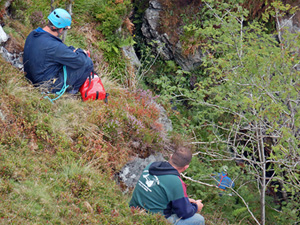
[195,200,204,213]
[189,198,196,203]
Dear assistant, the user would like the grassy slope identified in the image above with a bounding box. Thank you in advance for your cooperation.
[0,55,170,224]
[0,2,170,223]
[0,55,171,225]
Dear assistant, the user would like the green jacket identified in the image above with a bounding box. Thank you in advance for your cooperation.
[129,161,198,219]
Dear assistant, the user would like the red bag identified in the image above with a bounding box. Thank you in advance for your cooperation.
[79,72,108,102]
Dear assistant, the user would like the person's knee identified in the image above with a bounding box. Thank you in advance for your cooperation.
[173,213,205,225]
[188,213,205,225]
[196,214,205,225]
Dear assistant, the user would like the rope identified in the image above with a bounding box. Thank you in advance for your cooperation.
[44,65,69,103]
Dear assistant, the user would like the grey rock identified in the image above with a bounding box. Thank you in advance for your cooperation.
[149,0,162,9]
[121,45,141,68]
[0,25,23,70]
[0,109,5,121]
[0,46,23,70]
[141,1,300,72]
[0,25,9,43]
[141,0,203,71]
[5,0,14,9]
[118,153,166,191]
[152,100,173,133]
[141,7,161,39]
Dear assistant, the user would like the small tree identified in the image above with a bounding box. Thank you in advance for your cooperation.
[161,0,300,224]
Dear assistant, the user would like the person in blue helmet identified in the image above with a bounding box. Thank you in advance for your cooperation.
[23,8,93,94]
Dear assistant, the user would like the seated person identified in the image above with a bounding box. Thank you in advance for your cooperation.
[129,146,205,225]
[23,8,93,94]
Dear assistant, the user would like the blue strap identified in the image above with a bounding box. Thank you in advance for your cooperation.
[44,65,69,103]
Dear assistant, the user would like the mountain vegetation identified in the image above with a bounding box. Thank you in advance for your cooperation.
[0,0,299,224]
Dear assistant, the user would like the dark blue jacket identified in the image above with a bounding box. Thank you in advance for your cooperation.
[129,161,198,219]
[23,27,92,92]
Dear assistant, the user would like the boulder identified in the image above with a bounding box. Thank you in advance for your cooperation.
[118,153,166,191]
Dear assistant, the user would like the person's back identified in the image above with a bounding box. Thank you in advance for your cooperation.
[216,172,235,190]
[215,166,235,191]
[23,28,70,84]
[130,161,196,218]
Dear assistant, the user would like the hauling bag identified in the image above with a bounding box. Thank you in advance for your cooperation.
[79,71,108,102]
[79,50,108,102]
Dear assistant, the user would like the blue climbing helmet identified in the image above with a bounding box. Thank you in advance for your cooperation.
[48,8,71,29]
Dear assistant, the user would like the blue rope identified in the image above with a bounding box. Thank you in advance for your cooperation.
[44,65,69,103]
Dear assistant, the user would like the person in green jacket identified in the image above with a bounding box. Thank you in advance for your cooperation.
[129,146,205,225]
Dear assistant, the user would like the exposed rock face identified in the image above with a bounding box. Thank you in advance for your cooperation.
[118,153,165,191]
[152,101,173,133]
[141,0,300,72]
[278,7,300,70]
[278,4,300,40]
[0,25,23,70]
[0,109,6,121]
[280,1,300,33]
[1,1,24,69]
[141,0,203,71]
[122,45,141,69]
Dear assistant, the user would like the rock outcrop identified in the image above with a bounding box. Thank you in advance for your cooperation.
[141,0,203,71]
[0,26,23,70]
[117,153,165,191]
[0,1,24,70]
[141,0,300,72]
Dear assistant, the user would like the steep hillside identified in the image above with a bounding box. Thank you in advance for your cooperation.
[1,0,300,224]
[0,40,170,225]
[0,1,173,224]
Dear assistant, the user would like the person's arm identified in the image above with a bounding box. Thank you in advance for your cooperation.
[171,197,198,219]
[54,43,91,69]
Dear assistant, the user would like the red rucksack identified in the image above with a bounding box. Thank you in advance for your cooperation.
[79,50,108,102]
[79,71,108,102]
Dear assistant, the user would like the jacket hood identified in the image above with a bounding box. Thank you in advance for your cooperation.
[149,161,180,176]
[33,27,46,37]
[32,27,61,42]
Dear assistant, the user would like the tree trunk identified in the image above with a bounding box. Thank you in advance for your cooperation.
[50,0,55,12]
[257,121,266,225]
[61,0,73,43]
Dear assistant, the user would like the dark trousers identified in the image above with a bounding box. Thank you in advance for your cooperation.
[51,60,93,94]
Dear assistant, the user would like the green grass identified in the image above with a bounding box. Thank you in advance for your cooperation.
[0,144,168,224]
